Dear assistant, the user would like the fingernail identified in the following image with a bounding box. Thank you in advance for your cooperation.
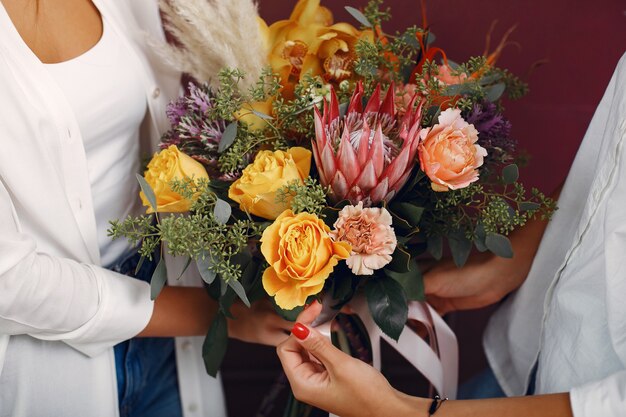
[291,323,310,340]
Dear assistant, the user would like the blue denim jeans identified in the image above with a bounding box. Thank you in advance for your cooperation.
[109,251,183,417]
[457,365,537,399]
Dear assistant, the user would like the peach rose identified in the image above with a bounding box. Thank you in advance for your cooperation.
[418,108,487,192]
[435,64,468,86]
[330,203,397,275]
[261,210,351,309]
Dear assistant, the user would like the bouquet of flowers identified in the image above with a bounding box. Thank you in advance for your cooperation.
[110,0,554,398]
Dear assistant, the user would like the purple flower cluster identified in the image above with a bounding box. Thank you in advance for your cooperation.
[466,102,515,162]
[161,83,229,178]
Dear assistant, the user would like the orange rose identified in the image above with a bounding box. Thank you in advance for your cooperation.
[418,108,487,192]
[261,210,351,309]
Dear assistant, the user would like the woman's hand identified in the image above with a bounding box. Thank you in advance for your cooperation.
[424,251,529,315]
[424,184,561,316]
[228,299,293,346]
[276,302,428,417]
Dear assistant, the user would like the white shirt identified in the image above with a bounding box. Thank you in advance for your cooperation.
[0,1,226,416]
[44,17,146,267]
[484,52,626,417]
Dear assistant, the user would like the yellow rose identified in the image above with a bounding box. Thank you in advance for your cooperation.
[261,210,351,309]
[140,145,209,213]
[228,147,311,220]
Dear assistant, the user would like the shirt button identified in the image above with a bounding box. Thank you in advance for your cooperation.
[188,403,198,413]
[67,128,73,143]
[152,87,161,99]
[181,340,192,352]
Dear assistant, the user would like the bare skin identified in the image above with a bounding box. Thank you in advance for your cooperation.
[278,303,573,417]
[1,0,292,343]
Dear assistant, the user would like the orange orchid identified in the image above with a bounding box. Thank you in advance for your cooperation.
[259,0,374,98]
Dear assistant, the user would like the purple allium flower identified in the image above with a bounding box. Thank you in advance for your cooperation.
[466,102,515,162]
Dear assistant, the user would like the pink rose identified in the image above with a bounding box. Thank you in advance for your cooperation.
[330,202,397,276]
[435,64,467,86]
[418,108,487,192]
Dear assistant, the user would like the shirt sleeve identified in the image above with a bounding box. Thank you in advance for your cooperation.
[570,370,626,417]
[0,181,154,357]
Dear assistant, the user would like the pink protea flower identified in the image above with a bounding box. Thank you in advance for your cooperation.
[312,82,424,206]
[330,202,397,275]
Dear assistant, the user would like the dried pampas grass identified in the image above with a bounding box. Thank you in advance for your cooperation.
[157,0,268,91]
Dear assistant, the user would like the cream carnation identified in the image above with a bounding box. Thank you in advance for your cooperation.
[330,202,397,275]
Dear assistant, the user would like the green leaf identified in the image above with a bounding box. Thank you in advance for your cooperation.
[345,6,372,27]
[390,202,425,228]
[176,257,193,280]
[251,109,273,120]
[384,262,424,301]
[338,102,349,118]
[485,233,514,258]
[425,31,436,45]
[134,255,146,276]
[150,257,167,300]
[228,279,251,307]
[331,270,355,302]
[136,173,157,212]
[218,121,238,153]
[427,235,443,260]
[213,198,232,225]
[519,201,541,211]
[272,300,304,322]
[485,82,506,102]
[202,313,228,377]
[386,245,412,273]
[448,233,472,267]
[502,164,519,184]
[196,254,217,285]
[365,275,408,341]
[474,222,488,252]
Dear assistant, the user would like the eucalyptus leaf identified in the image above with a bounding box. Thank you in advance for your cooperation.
[426,31,436,45]
[150,257,167,300]
[427,235,443,260]
[502,164,519,184]
[339,102,349,118]
[176,257,193,280]
[345,6,372,27]
[485,233,514,258]
[519,201,541,211]
[213,198,232,225]
[218,121,238,153]
[485,82,506,102]
[474,222,488,253]
[448,233,472,267]
[136,174,157,213]
[365,276,408,341]
[251,109,274,120]
[479,73,503,85]
[228,279,251,307]
[202,313,228,377]
[385,263,425,301]
[197,254,217,285]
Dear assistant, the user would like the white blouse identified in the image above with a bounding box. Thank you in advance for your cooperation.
[0,1,226,416]
[484,53,626,417]
[44,17,147,267]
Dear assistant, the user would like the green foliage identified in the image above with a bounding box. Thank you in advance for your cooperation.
[275,178,328,217]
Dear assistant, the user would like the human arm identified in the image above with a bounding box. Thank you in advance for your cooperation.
[424,183,563,314]
[277,305,573,417]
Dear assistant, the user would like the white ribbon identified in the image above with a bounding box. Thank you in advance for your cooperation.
[319,297,458,417]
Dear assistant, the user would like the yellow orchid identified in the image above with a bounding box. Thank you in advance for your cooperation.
[260,0,373,98]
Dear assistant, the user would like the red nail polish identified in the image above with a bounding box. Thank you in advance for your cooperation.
[292,323,310,340]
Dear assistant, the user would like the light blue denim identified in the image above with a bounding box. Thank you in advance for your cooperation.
[110,251,183,417]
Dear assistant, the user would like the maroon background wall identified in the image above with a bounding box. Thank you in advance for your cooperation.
[221,1,626,415]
